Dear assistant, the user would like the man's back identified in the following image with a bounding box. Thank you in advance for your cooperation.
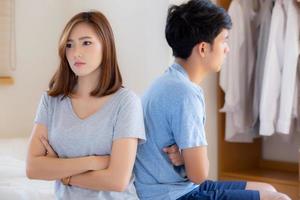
[134,63,207,200]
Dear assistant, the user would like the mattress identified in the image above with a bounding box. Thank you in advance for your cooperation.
[0,137,54,200]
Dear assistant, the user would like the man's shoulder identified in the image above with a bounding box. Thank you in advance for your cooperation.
[150,74,194,95]
[143,77,203,110]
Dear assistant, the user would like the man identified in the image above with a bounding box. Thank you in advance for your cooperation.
[134,0,291,200]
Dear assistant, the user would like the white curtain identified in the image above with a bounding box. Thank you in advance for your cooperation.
[0,0,15,77]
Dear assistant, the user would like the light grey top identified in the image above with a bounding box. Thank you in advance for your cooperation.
[34,88,146,200]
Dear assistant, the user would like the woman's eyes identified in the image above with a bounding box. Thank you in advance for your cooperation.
[66,43,72,48]
[66,41,92,48]
[83,41,92,46]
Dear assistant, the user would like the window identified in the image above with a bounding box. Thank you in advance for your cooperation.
[0,0,15,77]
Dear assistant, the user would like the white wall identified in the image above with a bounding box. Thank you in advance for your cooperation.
[0,0,63,139]
[200,74,218,179]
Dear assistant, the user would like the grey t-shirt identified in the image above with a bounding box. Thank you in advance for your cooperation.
[34,88,146,200]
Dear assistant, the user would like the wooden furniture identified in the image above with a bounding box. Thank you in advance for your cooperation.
[0,76,14,85]
[217,1,299,199]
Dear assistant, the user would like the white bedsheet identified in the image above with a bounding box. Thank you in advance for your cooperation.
[0,138,54,200]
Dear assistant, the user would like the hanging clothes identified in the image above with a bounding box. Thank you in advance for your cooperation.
[296,59,300,132]
[220,0,256,142]
[252,0,273,130]
[292,58,300,122]
[220,0,245,113]
[259,0,286,136]
[220,0,300,141]
[290,58,300,134]
[259,0,300,136]
[276,0,300,134]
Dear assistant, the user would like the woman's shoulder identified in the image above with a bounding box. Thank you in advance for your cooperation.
[39,91,66,107]
[114,87,141,105]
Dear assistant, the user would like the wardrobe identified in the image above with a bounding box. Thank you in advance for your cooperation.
[217,0,299,199]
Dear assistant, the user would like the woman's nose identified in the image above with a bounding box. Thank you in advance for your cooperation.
[73,47,82,59]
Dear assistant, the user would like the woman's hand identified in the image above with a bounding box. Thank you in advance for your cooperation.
[163,144,184,166]
[40,137,58,158]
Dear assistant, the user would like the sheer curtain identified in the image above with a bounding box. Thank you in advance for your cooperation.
[0,0,15,77]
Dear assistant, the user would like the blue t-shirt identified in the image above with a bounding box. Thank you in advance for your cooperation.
[134,63,208,200]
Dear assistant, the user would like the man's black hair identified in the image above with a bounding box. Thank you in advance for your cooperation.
[166,0,232,59]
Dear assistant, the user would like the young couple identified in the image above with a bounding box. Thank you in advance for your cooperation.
[26,0,290,199]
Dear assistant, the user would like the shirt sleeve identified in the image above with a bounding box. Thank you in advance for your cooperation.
[171,93,208,149]
[276,0,300,134]
[259,1,285,136]
[34,92,49,127]
[219,1,245,113]
[113,91,146,144]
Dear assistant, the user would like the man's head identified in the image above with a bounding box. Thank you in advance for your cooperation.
[165,0,232,72]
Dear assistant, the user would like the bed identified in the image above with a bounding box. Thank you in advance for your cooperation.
[0,137,54,200]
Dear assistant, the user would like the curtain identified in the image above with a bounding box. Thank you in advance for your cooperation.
[0,0,15,77]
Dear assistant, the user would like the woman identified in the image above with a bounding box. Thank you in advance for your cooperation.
[26,11,146,200]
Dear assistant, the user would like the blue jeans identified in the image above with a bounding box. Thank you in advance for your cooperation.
[177,180,260,200]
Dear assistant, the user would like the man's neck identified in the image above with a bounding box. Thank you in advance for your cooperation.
[175,58,208,85]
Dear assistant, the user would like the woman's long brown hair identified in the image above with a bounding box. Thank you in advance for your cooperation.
[48,11,122,98]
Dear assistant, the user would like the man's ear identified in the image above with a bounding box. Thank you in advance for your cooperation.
[197,42,208,58]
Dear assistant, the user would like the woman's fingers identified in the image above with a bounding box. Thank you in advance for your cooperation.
[40,137,58,157]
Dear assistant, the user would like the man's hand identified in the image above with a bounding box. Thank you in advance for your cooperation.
[163,144,184,166]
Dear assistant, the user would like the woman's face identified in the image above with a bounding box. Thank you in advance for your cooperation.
[66,22,103,77]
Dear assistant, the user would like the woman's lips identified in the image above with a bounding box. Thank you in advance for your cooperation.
[74,62,86,67]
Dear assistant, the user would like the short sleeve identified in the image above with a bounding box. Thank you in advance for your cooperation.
[34,92,49,127]
[171,93,207,149]
[113,92,146,144]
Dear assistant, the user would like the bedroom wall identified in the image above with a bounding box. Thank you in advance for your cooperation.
[0,0,64,139]
[0,0,221,180]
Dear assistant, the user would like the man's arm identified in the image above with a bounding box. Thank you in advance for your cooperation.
[164,144,209,184]
[182,146,209,184]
